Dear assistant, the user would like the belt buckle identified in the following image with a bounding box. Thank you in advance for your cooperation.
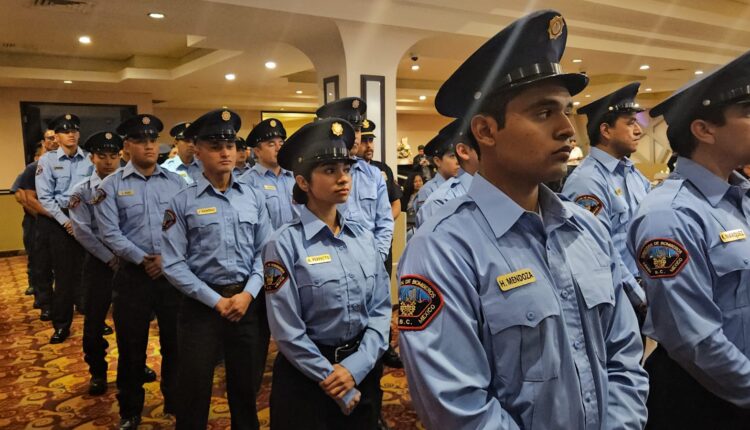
[334,345,345,363]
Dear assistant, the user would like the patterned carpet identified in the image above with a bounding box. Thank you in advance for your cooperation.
[0,256,424,429]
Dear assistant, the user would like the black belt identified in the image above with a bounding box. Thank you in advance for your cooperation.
[206,279,247,298]
[315,332,364,364]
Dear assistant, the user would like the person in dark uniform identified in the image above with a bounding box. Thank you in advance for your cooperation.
[12,137,43,297]
[628,49,750,429]
[161,109,272,430]
[94,114,185,429]
[411,144,433,180]
[262,118,391,430]
[35,114,93,343]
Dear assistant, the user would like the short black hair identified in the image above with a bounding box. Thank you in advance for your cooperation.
[667,103,728,159]
[588,111,631,146]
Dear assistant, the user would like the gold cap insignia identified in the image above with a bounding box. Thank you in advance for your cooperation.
[142,116,151,125]
[221,110,231,121]
[363,119,370,129]
[352,99,360,109]
[548,15,564,40]
[65,114,72,120]
[185,122,191,128]
[297,156,303,163]
[105,132,112,140]
[332,122,344,136]
[270,120,277,127]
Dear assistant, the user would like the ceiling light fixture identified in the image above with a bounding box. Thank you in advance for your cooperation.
[63,80,73,84]
[410,53,420,71]
[78,35,92,44]
[584,94,591,98]
[573,101,581,106]
[411,64,420,71]
[419,95,427,101]
[295,90,303,94]
[265,61,277,69]
[695,70,704,75]
[225,73,236,81]
[572,59,583,63]
[148,12,165,19]
[645,88,652,92]
[639,64,650,70]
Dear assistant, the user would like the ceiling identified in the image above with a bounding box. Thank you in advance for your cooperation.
[1,0,749,114]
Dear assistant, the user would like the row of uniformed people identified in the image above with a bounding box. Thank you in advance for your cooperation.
[397,8,750,430]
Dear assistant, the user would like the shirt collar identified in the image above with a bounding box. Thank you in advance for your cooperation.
[89,171,104,188]
[589,147,621,173]
[56,146,85,160]
[468,174,573,239]
[252,163,292,177]
[195,172,243,197]
[122,161,168,180]
[675,157,750,207]
[300,205,352,241]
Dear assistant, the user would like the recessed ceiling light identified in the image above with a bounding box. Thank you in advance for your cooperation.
[645,88,652,92]
[573,101,581,106]
[265,61,277,70]
[222,105,228,109]
[639,64,650,70]
[280,108,285,111]
[695,70,704,75]
[148,12,165,19]
[63,80,73,84]
[225,73,236,81]
[419,95,427,101]
[584,94,591,98]
[78,35,92,44]
[572,59,583,63]
[295,90,303,94]
[411,64,420,71]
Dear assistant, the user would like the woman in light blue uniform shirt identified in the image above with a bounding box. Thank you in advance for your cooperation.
[262,118,391,430]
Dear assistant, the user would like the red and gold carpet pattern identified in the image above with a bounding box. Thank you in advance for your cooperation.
[0,256,424,429]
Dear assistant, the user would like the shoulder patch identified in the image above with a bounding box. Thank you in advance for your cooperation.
[36,164,43,176]
[398,275,444,331]
[162,209,176,231]
[264,261,288,293]
[638,238,689,278]
[574,194,604,215]
[68,193,82,209]
[90,188,107,205]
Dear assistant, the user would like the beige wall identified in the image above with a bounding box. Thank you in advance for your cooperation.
[396,113,452,153]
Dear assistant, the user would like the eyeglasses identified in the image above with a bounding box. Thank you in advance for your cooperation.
[44,136,56,141]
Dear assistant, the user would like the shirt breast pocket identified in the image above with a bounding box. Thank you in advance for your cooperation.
[296,265,343,318]
[480,284,561,384]
[709,242,750,352]
[193,215,222,249]
[264,193,280,218]
[237,212,258,248]
[573,268,616,361]
[356,180,378,217]
[611,195,629,225]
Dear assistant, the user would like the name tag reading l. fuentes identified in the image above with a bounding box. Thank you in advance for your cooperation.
[118,190,135,196]
[263,185,277,191]
[496,268,536,292]
[306,254,332,265]
[720,229,746,243]
[197,207,217,215]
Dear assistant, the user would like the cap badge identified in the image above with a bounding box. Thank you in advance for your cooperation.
[65,114,72,120]
[142,116,151,125]
[548,15,564,40]
[270,120,277,127]
[221,111,231,121]
[185,122,191,128]
[362,119,370,129]
[105,132,112,140]
[332,122,344,136]
[352,99,360,109]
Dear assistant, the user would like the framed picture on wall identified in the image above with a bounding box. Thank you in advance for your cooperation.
[361,75,385,162]
[323,76,339,105]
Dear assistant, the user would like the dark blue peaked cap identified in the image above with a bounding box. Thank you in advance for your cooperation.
[424,119,466,157]
[116,114,163,139]
[578,82,644,141]
[169,122,192,140]
[82,131,123,153]
[651,50,750,128]
[49,114,80,133]
[277,118,356,173]
[316,97,367,128]
[184,109,241,141]
[436,10,588,119]
[247,118,287,147]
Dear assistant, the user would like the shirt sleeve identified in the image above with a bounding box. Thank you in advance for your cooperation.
[35,156,69,225]
[69,185,115,263]
[629,208,750,407]
[372,173,394,261]
[397,235,522,430]
[94,177,148,265]
[244,189,272,298]
[561,173,613,233]
[19,164,37,191]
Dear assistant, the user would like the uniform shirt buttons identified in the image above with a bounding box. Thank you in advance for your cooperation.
[526,311,535,321]
[574,339,583,350]
[561,290,570,299]
[352,304,360,310]
[585,393,592,403]
[744,259,749,265]
[348,273,355,279]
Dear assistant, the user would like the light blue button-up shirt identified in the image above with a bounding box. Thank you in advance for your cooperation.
[161,174,271,308]
[398,174,648,430]
[416,169,473,228]
[35,147,93,225]
[262,205,391,398]
[94,162,185,265]
[69,172,115,264]
[628,157,750,407]
[412,173,446,214]
[339,158,393,261]
[161,155,202,185]
[238,163,297,230]
[563,147,651,278]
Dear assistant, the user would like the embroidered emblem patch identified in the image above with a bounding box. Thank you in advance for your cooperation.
[91,188,107,205]
[574,194,604,215]
[68,193,82,209]
[35,164,43,176]
[398,275,444,331]
[264,261,288,293]
[161,209,176,231]
[638,238,689,278]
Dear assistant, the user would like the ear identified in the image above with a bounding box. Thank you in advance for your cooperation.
[599,122,612,141]
[295,174,310,193]
[470,114,497,149]
[690,119,717,146]
[455,142,471,163]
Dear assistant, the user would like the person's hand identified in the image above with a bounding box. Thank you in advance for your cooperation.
[142,255,163,279]
[107,256,120,271]
[320,364,356,399]
[63,221,74,235]
[214,297,233,316]
[223,292,252,322]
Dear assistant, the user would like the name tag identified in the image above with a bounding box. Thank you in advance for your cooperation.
[720,229,746,243]
[197,207,217,215]
[54,166,64,170]
[497,269,536,292]
[263,184,277,191]
[179,172,188,177]
[306,254,332,265]
[118,190,134,196]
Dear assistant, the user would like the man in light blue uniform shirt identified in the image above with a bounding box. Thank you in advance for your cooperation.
[412,127,461,214]
[35,113,94,343]
[397,11,647,430]
[94,114,185,429]
[563,83,651,324]
[233,137,252,175]
[416,119,478,227]
[239,117,297,230]
[628,50,750,428]
[162,109,272,430]
[161,121,202,184]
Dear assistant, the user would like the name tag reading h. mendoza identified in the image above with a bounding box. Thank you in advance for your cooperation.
[197,207,217,215]
[497,269,536,292]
